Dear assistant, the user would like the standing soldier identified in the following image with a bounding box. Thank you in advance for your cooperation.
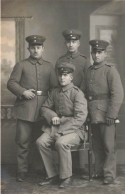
[55,29,90,88]
[7,35,58,182]
[82,39,124,184]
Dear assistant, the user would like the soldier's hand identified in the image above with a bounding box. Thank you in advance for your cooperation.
[52,117,60,125]
[23,89,36,99]
[54,133,62,141]
[106,117,115,125]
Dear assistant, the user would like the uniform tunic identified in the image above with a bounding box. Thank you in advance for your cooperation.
[55,51,90,88]
[7,56,58,122]
[82,61,124,178]
[84,61,124,123]
[36,83,88,179]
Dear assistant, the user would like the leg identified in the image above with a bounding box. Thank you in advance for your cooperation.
[92,124,105,176]
[100,124,116,179]
[15,119,32,174]
[55,133,81,179]
[36,133,58,178]
[29,120,45,174]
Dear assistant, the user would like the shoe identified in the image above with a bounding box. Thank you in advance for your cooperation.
[16,172,27,182]
[38,175,59,186]
[103,176,114,185]
[59,177,72,188]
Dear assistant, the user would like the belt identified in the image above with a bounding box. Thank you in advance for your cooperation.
[35,90,48,96]
[87,94,109,101]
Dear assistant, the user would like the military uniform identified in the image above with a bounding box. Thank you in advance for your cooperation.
[36,63,87,180]
[55,29,90,88]
[7,35,58,176]
[83,40,124,181]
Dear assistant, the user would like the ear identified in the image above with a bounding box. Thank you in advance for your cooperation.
[70,74,73,81]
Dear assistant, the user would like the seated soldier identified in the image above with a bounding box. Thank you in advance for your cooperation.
[36,62,88,188]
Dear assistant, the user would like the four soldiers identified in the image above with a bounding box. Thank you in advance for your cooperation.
[7,30,124,187]
[7,35,58,182]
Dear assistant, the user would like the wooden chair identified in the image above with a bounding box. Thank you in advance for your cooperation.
[71,121,93,181]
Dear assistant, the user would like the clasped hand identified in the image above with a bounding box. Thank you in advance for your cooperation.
[23,89,36,99]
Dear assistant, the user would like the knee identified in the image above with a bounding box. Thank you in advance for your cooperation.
[104,142,115,154]
[55,139,65,150]
[36,137,44,148]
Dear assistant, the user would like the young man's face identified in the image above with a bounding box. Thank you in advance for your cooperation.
[28,45,44,59]
[58,73,73,86]
[91,50,107,64]
[65,39,80,53]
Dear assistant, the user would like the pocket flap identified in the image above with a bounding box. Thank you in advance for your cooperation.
[15,99,27,106]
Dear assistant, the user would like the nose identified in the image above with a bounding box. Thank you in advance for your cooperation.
[69,41,73,46]
[61,75,65,79]
[34,47,38,52]
[95,52,99,57]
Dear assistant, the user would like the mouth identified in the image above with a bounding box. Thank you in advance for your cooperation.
[60,81,65,83]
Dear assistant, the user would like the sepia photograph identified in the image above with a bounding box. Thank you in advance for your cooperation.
[1,0,125,193]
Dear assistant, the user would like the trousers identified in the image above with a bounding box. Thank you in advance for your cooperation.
[15,119,43,173]
[36,132,81,179]
[92,123,116,179]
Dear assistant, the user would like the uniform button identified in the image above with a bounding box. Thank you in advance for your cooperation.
[89,96,92,100]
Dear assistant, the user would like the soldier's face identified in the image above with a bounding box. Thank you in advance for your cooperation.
[91,50,107,64]
[28,45,44,59]
[58,73,73,86]
[65,40,80,53]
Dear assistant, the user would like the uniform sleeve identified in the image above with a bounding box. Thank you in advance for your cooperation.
[58,90,88,134]
[55,58,60,73]
[7,62,26,97]
[40,90,58,124]
[50,65,58,88]
[84,58,91,73]
[106,67,124,118]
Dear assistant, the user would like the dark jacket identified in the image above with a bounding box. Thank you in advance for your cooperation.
[55,51,90,87]
[7,57,58,122]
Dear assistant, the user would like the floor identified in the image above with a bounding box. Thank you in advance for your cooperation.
[1,164,125,194]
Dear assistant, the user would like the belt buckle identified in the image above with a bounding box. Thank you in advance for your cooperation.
[37,91,42,96]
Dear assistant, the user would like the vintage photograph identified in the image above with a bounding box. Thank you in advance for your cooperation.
[1,0,125,193]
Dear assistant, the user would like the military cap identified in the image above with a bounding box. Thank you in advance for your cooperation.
[62,29,82,40]
[26,35,46,45]
[89,39,109,51]
[57,62,75,75]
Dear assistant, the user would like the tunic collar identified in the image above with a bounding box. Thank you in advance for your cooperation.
[92,61,106,69]
[28,56,43,65]
[66,51,80,59]
[60,82,74,92]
